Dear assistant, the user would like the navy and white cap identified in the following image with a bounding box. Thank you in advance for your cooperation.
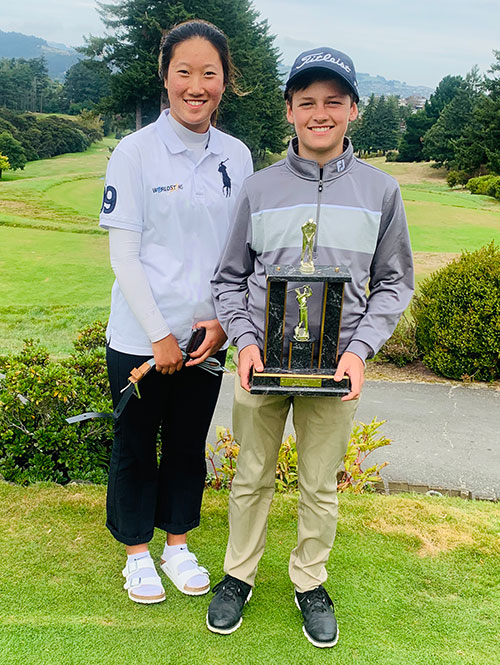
[286,47,359,102]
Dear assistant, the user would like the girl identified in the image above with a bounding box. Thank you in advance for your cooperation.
[100,20,252,604]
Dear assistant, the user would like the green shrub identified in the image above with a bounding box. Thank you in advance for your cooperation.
[486,178,499,197]
[0,109,97,162]
[206,419,391,494]
[412,243,500,381]
[337,419,391,493]
[0,131,26,170]
[385,151,398,162]
[206,426,239,490]
[0,323,112,485]
[36,116,89,159]
[275,434,298,491]
[253,150,283,171]
[466,175,500,199]
[446,170,458,188]
[377,315,420,367]
[447,170,470,188]
[74,110,104,144]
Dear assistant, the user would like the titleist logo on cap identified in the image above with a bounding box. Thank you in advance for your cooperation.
[295,52,352,74]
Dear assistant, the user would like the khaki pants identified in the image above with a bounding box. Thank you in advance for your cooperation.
[224,380,358,593]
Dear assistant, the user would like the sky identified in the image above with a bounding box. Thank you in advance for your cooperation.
[0,0,499,89]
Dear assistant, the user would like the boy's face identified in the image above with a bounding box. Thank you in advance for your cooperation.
[286,78,358,166]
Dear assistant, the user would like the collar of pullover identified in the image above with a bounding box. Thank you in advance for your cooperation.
[286,136,355,181]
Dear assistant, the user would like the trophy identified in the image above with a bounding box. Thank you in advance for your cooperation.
[250,219,351,396]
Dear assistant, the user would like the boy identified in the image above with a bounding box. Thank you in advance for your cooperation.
[207,47,414,647]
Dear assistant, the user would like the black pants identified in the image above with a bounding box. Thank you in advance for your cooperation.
[106,346,226,546]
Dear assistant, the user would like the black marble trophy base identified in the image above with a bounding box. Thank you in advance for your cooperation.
[288,338,315,369]
[250,264,351,397]
[251,369,350,397]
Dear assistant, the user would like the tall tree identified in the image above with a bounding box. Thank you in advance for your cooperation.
[63,60,112,112]
[397,110,433,162]
[0,57,53,112]
[424,75,464,120]
[422,74,479,168]
[375,95,400,153]
[350,94,377,153]
[455,52,500,175]
[350,94,401,154]
[82,0,288,156]
[397,75,465,162]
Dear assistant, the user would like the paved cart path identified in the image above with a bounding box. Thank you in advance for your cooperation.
[209,374,500,500]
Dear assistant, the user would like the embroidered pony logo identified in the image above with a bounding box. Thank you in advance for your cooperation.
[218,159,231,197]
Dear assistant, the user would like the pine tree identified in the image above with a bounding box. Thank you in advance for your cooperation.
[397,75,465,163]
[0,57,53,112]
[455,52,500,175]
[350,94,400,155]
[397,110,433,162]
[422,84,477,168]
[375,95,400,153]
[424,75,464,120]
[350,94,377,154]
[63,60,112,111]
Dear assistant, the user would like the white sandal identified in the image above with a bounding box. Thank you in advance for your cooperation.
[122,556,166,604]
[160,550,210,596]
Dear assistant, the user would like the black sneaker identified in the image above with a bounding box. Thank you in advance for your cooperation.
[206,575,252,634]
[295,585,339,648]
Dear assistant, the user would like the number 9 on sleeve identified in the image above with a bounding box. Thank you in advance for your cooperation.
[101,185,117,214]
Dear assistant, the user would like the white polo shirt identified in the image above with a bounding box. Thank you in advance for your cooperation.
[100,110,253,355]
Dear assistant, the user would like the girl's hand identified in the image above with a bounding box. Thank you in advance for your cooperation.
[152,334,184,374]
[185,319,227,366]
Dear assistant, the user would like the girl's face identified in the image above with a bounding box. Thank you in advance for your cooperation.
[164,37,225,133]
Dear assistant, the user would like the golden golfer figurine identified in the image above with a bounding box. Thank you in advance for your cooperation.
[300,218,316,274]
[294,285,313,341]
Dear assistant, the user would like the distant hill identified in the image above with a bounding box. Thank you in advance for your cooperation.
[278,64,434,99]
[356,72,433,100]
[1,32,434,98]
[0,30,80,80]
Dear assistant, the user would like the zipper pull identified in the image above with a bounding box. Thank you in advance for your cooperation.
[318,167,323,192]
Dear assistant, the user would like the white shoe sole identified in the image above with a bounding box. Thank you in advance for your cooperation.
[295,595,339,647]
[127,589,166,604]
[160,560,210,596]
[302,625,339,648]
[206,589,252,634]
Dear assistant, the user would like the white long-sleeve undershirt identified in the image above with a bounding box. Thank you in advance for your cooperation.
[167,112,209,162]
[108,227,171,343]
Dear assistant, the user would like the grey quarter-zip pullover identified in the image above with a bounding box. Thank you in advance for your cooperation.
[211,137,414,363]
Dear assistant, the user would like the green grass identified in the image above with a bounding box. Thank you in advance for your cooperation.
[1,226,110,306]
[48,177,107,218]
[0,224,112,356]
[0,306,109,358]
[1,148,500,355]
[0,483,499,665]
[0,141,115,354]
[370,158,500,253]
[0,140,115,182]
